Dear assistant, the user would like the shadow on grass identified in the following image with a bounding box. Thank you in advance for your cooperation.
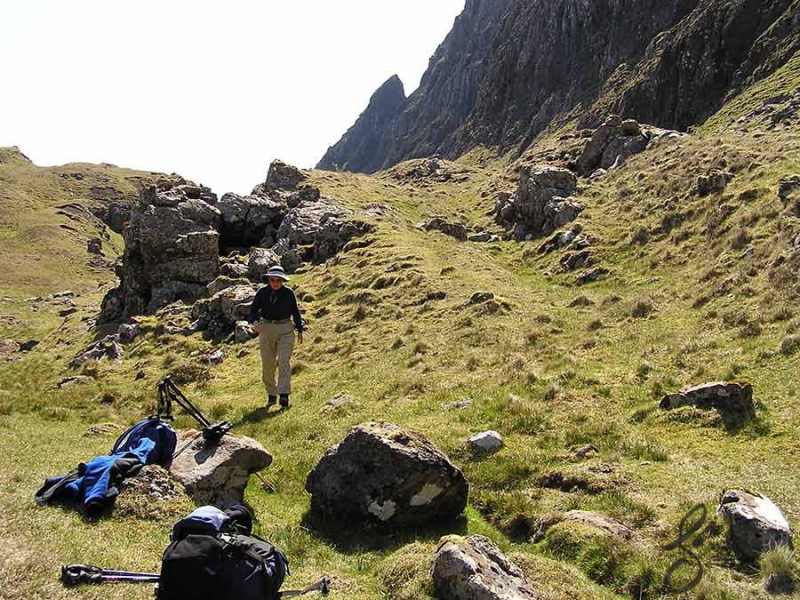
[238,406,290,425]
[300,509,468,554]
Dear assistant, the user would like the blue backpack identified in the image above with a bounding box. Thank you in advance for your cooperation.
[112,417,177,466]
[157,506,288,600]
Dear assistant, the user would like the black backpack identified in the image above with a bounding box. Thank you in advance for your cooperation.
[157,505,288,600]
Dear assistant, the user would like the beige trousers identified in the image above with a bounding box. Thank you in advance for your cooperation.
[258,320,295,395]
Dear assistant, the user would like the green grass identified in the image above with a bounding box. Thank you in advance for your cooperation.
[1,114,800,599]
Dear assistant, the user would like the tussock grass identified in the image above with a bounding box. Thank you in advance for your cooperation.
[1,111,800,599]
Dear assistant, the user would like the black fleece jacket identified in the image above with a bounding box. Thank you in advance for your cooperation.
[247,285,304,332]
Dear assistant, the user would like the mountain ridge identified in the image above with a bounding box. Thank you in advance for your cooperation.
[318,0,800,174]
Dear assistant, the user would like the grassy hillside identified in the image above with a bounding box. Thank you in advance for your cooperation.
[1,122,800,600]
[0,147,159,297]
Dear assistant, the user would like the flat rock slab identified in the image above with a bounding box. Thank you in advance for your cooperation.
[718,490,793,562]
[660,381,755,427]
[170,431,272,508]
[432,534,539,600]
[305,422,468,532]
[563,510,636,540]
[323,392,356,410]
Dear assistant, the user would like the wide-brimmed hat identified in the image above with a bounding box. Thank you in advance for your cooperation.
[263,265,290,282]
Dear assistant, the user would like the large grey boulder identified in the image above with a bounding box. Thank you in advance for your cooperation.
[219,259,249,279]
[169,431,273,507]
[100,180,221,321]
[494,166,582,240]
[718,490,793,562]
[660,382,755,427]
[432,535,538,600]
[305,422,469,532]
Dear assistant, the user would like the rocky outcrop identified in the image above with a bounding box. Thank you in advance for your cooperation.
[317,75,407,172]
[264,160,307,191]
[319,0,799,173]
[274,201,374,270]
[576,116,685,174]
[697,170,732,196]
[191,284,256,339]
[217,192,286,248]
[169,431,272,507]
[432,534,538,600]
[718,490,793,562]
[69,335,124,368]
[305,422,469,532]
[421,218,468,241]
[660,382,755,427]
[494,166,582,240]
[100,180,221,322]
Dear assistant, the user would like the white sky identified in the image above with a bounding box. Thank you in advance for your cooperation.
[0,1,464,194]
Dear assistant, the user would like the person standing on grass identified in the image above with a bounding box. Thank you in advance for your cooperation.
[247,265,304,409]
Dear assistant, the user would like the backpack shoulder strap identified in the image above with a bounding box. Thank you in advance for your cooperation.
[111,419,150,454]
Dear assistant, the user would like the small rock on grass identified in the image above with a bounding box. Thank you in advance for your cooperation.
[203,349,225,365]
[467,430,503,454]
[0,340,20,356]
[234,320,255,343]
[571,444,598,459]
[445,398,473,411]
[58,376,94,389]
[84,422,121,436]
[324,392,355,410]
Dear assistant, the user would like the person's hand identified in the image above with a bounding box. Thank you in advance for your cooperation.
[253,323,262,335]
[297,332,304,345]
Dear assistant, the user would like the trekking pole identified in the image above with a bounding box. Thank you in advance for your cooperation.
[253,470,276,492]
[61,564,160,586]
[280,575,331,597]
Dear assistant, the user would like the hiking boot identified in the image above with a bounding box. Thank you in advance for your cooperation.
[267,395,277,407]
[279,394,290,408]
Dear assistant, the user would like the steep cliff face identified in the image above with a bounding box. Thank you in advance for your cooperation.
[588,0,800,131]
[318,0,800,173]
[317,75,406,173]
[317,0,513,173]
[451,0,699,153]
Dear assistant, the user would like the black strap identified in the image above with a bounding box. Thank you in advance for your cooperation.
[35,465,83,505]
